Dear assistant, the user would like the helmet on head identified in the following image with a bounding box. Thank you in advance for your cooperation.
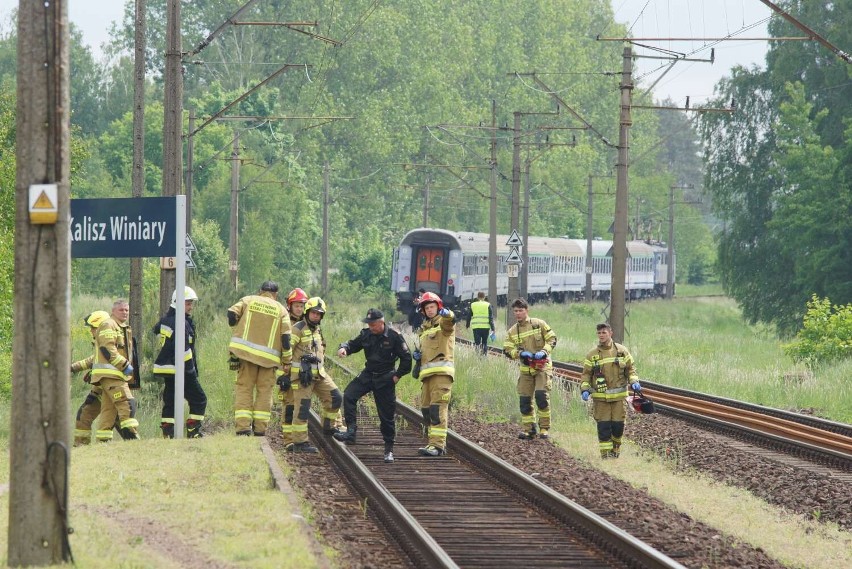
[418,291,443,313]
[83,310,110,329]
[286,288,308,307]
[305,297,326,318]
[171,286,199,308]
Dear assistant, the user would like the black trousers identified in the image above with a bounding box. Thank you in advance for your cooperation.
[342,370,397,445]
[472,328,490,355]
[160,373,207,420]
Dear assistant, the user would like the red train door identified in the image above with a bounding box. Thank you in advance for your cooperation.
[414,247,444,292]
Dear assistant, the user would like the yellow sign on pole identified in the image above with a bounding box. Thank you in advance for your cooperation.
[28,184,58,224]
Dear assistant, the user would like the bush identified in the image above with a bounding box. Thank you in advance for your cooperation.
[783,295,852,367]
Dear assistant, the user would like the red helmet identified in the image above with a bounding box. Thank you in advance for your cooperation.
[286,288,308,307]
[418,291,443,313]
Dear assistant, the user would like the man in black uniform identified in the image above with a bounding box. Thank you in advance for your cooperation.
[334,308,412,463]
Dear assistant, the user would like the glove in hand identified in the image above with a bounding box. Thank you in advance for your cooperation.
[412,350,422,362]
[122,363,134,375]
[519,350,533,360]
[533,350,547,360]
[277,375,291,391]
[489,332,496,342]
[581,391,590,402]
[438,308,450,317]
[228,356,241,371]
[631,382,642,392]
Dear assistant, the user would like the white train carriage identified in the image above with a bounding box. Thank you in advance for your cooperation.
[392,228,673,314]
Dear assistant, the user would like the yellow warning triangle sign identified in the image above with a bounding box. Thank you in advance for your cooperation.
[33,191,55,209]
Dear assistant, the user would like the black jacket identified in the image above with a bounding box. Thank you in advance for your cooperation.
[152,307,198,377]
[341,325,412,377]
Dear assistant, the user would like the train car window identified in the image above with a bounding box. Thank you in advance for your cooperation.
[419,255,427,269]
[434,255,443,271]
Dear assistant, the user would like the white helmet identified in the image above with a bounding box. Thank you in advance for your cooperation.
[171,286,199,308]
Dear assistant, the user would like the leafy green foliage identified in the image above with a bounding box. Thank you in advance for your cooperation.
[783,296,852,366]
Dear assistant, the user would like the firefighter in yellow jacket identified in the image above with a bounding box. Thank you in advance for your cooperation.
[278,287,308,447]
[414,292,455,456]
[503,298,557,440]
[580,322,640,458]
[70,310,110,446]
[88,299,140,441]
[227,281,292,436]
[287,297,343,453]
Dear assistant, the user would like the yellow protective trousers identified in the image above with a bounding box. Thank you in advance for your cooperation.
[94,378,138,441]
[516,370,553,430]
[234,360,276,434]
[290,376,341,444]
[420,373,453,450]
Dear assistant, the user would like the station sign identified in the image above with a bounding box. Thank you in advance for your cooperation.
[70,197,177,258]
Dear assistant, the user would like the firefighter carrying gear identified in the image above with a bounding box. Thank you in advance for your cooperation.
[87,314,139,441]
[417,308,455,453]
[504,316,557,437]
[228,287,292,435]
[581,337,639,458]
[288,316,343,445]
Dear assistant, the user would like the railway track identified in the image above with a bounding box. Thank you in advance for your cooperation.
[459,338,852,470]
[310,360,687,569]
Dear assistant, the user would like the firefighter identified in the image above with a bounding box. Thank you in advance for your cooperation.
[465,291,495,355]
[227,281,292,436]
[415,292,455,456]
[278,287,309,447]
[287,297,343,453]
[87,299,140,442]
[70,310,111,446]
[153,287,207,439]
[334,308,413,463]
[503,298,557,440]
[580,322,641,459]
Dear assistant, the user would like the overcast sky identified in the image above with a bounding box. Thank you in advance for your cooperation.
[0,0,772,104]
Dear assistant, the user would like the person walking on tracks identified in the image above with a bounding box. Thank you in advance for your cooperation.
[414,292,456,457]
[465,291,495,355]
[278,287,309,447]
[287,297,343,453]
[503,298,557,440]
[334,308,413,463]
[580,322,641,459]
[153,287,207,439]
[227,281,292,437]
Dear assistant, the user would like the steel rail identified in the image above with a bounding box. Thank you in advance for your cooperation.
[460,338,852,468]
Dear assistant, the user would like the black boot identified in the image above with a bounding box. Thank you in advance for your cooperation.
[518,423,539,440]
[288,441,318,453]
[186,420,203,439]
[332,425,357,444]
[161,422,175,439]
[119,427,140,440]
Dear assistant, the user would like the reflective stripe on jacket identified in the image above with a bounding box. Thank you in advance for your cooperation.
[289,320,329,380]
[503,317,557,374]
[418,311,455,379]
[469,300,493,330]
[580,341,638,401]
[228,293,291,368]
[91,318,132,382]
[152,307,197,376]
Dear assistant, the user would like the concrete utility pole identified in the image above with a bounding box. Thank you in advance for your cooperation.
[610,47,633,344]
[160,0,182,315]
[9,1,72,565]
[489,100,498,309]
[130,0,147,338]
[585,174,595,301]
[185,109,195,233]
[666,183,694,299]
[422,174,430,227]
[322,161,330,296]
[229,132,240,289]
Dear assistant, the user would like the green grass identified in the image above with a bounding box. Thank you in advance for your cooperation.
[2,293,851,568]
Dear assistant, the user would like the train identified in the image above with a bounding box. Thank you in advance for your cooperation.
[391,228,674,315]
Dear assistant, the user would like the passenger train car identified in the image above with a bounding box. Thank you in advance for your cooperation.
[391,228,674,315]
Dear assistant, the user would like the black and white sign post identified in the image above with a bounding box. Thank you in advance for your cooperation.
[505,229,524,326]
[71,196,190,437]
